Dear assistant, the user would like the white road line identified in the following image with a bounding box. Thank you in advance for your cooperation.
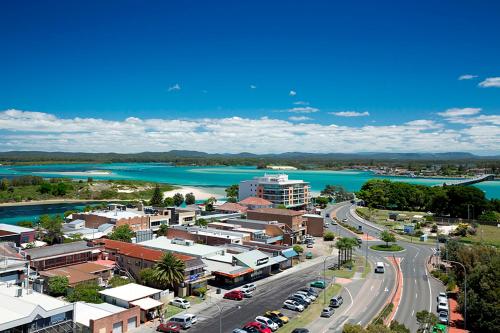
[411,309,414,317]
[416,293,418,299]
[425,252,432,312]
[335,287,355,330]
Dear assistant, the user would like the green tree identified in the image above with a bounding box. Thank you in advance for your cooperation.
[52,182,70,196]
[225,184,239,202]
[108,225,134,242]
[66,282,103,303]
[87,177,93,183]
[173,193,184,207]
[276,204,287,209]
[40,214,63,244]
[293,245,304,254]
[315,196,329,209]
[380,230,396,247]
[389,321,410,333]
[164,197,174,206]
[343,324,367,333]
[157,223,169,236]
[204,196,217,211]
[150,184,164,206]
[39,183,52,194]
[324,231,335,241]
[108,276,131,287]
[195,218,208,227]
[478,210,500,222]
[152,252,186,289]
[17,220,33,228]
[0,178,9,191]
[185,192,195,205]
[415,310,437,332]
[66,233,83,242]
[63,210,78,218]
[139,268,158,288]
[47,276,69,296]
[321,185,355,203]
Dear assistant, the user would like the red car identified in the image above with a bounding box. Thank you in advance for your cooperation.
[243,321,272,333]
[157,322,181,333]
[224,290,244,300]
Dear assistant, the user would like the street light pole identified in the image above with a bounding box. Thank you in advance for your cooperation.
[215,303,241,333]
[323,254,337,305]
[445,260,467,330]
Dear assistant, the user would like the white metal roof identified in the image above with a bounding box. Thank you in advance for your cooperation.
[130,297,163,310]
[0,223,34,233]
[99,283,162,302]
[140,236,223,257]
[74,302,126,327]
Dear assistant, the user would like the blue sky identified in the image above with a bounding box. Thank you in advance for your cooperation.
[0,1,499,154]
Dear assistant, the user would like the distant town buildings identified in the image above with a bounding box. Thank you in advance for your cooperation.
[238,174,310,208]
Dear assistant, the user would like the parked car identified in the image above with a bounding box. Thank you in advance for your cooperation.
[296,290,316,301]
[437,300,449,313]
[184,313,198,325]
[169,314,193,329]
[291,329,310,333]
[241,289,253,298]
[331,220,338,225]
[292,293,312,304]
[306,243,313,248]
[232,329,249,333]
[224,290,244,300]
[283,300,304,312]
[243,321,272,333]
[255,316,279,332]
[321,307,335,318]
[330,295,344,307]
[298,287,319,297]
[437,292,447,300]
[241,283,257,292]
[264,310,289,324]
[156,322,181,333]
[264,314,283,327]
[438,311,448,324]
[170,297,191,309]
[310,280,326,288]
[305,252,313,259]
[288,296,309,308]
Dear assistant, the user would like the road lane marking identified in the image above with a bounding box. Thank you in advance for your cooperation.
[416,293,418,299]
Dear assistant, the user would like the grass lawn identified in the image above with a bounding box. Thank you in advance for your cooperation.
[356,207,428,226]
[164,304,184,318]
[461,224,500,247]
[280,284,342,333]
[370,244,405,252]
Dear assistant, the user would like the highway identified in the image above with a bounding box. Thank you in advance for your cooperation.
[333,203,444,332]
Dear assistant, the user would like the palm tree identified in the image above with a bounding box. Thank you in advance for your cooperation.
[336,237,360,266]
[153,252,186,289]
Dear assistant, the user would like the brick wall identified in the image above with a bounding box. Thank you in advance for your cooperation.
[90,306,140,333]
[304,216,324,237]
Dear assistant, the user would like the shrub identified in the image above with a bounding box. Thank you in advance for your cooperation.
[324,231,335,241]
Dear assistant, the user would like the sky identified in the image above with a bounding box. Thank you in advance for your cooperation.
[0,1,499,154]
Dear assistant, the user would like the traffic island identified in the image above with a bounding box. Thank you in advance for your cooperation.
[370,244,405,252]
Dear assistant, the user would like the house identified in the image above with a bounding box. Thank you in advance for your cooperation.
[216,202,248,214]
[238,197,273,210]
[208,218,291,245]
[0,223,35,246]
[139,236,224,258]
[0,242,28,284]
[75,301,140,333]
[72,210,150,232]
[166,225,249,246]
[0,284,75,333]
[99,283,164,323]
[23,241,98,271]
[96,239,209,296]
[63,220,114,240]
[39,262,113,288]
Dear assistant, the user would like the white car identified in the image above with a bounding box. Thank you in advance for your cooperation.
[240,289,253,298]
[170,297,191,309]
[241,283,257,292]
[255,316,278,332]
[296,290,316,301]
[437,292,447,301]
[283,299,304,312]
[293,293,312,304]
[437,300,448,313]
[184,313,197,324]
[438,311,448,324]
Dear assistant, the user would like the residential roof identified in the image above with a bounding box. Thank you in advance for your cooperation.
[99,283,162,302]
[75,302,130,327]
[70,262,112,274]
[130,297,163,310]
[40,266,97,285]
[139,236,223,258]
[0,223,34,233]
[239,197,273,206]
[24,241,93,259]
[85,210,141,220]
[217,202,248,213]
[248,208,304,216]
[98,239,194,262]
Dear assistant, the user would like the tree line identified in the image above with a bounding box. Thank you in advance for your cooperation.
[357,179,499,219]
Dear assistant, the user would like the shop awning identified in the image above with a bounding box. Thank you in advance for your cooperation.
[130,297,163,310]
[281,248,298,258]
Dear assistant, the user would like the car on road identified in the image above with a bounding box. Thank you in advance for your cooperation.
[291,329,310,333]
[241,283,257,292]
[375,261,385,273]
[184,313,197,324]
[243,321,272,333]
[241,289,253,298]
[169,314,193,329]
[224,290,244,300]
[305,252,313,259]
[438,311,448,324]
[298,287,319,297]
[255,316,279,331]
[356,237,363,244]
[283,299,304,312]
[310,280,326,288]
[296,290,316,301]
[437,300,449,313]
[342,218,348,223]
[330,295,344,307]
[331,220,338,225]
[321,307,335,318]
[156,322,181,333]
[265,310,289,324]
[169,297,191,309]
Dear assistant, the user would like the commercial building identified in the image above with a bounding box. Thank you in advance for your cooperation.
[23,241,98,271]
[238,174,310,208]
[99,283,164,323]
[166,225,249,246]
[209,218,291,245]
[139,236,224,258]
[72,210,150,232]
[75,301,140,333]
[0,223,36,246]
[247,208,307,244]
[302,214,325,237]
[63,219,114,240]
[0,284,75,333]
[0,242,28,284]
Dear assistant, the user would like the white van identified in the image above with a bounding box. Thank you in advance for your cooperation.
[169,314,193,329]
[375,262,385,273]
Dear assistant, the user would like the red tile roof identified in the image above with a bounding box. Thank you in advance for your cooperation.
[217,202,248,213]
[97,239,194,263]
[239,197,273,206]
[247,207,303,216]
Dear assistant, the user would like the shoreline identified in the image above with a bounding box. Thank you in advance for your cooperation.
[0,199,119,207]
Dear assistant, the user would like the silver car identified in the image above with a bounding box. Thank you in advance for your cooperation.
[321,307,335,318]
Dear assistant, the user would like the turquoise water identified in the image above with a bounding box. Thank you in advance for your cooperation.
[0,163,498,225]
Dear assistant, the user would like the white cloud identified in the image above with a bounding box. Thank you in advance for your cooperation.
[478,77,500,88]
[289,90,297,96]
[287,106,319,113]
[0,109,498,154]
[437,108,481,117]
[250,85,257,89]
[329,111,370,117]
[168,83,181,92]
[293,101,309,105]
[289,116,312,121]
[458,74,478,80]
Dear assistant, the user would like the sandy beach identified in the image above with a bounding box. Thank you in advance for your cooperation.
[0,199,117,207]
[163,186,226,201]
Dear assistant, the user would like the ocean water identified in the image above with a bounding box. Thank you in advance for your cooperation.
[0,163,498,225]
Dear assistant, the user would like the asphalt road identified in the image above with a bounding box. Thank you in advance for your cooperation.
[334,202,444,332]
